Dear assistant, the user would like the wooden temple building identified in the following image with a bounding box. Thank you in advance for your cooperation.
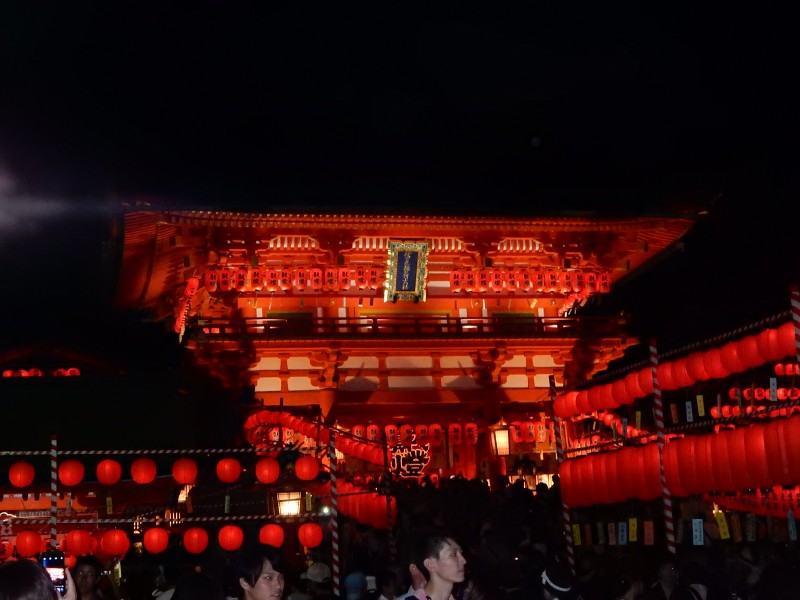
[113,210,697,482]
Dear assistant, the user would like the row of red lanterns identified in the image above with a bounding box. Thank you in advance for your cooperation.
[2,368,81,378]
[7,521,324,561]
[310,480,396,529]
[202,266,385,294]
[352,423,481,447]
[727,386,800,401]
[555,322,798,418]
[6,455,321,489]
[560,415,800,507]
[448,268,611,295]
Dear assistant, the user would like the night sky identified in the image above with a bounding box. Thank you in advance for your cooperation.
[0,5,797,363]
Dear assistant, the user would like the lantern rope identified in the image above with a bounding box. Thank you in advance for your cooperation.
[550,375,575,574]
[4,513,330,526]
[50,435,58,549]
[650,339,676,555]
[329,431,340,598]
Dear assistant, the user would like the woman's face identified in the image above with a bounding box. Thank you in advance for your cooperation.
[241,559,285,600]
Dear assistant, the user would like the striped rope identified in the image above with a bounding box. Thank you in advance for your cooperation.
[791,286,800,362]
[329,431,340,598]
[6,513,331,526]
[550,375,574,574]
[50,435,58,549]
[650,340,676,554]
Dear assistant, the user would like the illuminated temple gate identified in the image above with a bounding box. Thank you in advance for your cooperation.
[115,210,696,481]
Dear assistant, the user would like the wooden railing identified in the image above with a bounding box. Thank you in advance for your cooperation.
[186,315,628,342]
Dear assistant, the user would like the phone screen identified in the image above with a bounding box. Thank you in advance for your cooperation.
[41,550,67,594]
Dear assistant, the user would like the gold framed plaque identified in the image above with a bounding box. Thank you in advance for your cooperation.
[384,241,429,302]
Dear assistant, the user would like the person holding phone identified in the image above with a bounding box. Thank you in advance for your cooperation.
[0,557,77,600]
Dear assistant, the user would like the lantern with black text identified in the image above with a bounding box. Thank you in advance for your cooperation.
[250,267,263,291]
[366,424,381,442]
[399,424,414,445]
[464,422,478,445]
[448,423,462,445]
[429,424,444,447]
[355,267,368,289]
[338,267,351,290]
[463,270,477,293]
[279,269,292,292]
[449,270,463,293]
[368,267,383,289]
[509,422,524,444]
[294,268,307,291]
[9,461,35,488]
[385,424,399,446]
[259,524,284,548]
[506,270,518,290]
[414,424,429,444]
[324,268,339,291]
[352,424,366,439]
[298,523,323,548]
[310,268,323,291]
[490,269,505,292]
[265,269,280,292]
[545,269,559,292]
[519,269,533,291]
[219,268,233,291]
[143,528,169,554]
[204,269,219,292]
[235,268,248,292]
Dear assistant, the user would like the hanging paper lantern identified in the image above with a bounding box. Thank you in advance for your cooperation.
[414,424,429,444]
[399,424,414,445]
[624,371,647,400]
[218,525,244,551]
[522,421,536,444]
[777,322,796,359]
[259,524,284,548]
[183,527,209,554]
[15,530,41,558]
[216,458,242,484]
[686,352,709,381]
[429,424,444,447]
[295,455,320,481]
[720,342,746,374]
[702,349,729,380]
[509,422,524,444]
[58,460,84,487]
[670,358,696,389]
[130,458,157,484]
[100,529,130,558]
[384,424,399,446]
[9,461,35,488]
[575,390,592,414]
[738,335,764,368]
[366,424,381,442]
[143,528,169,554]
[297,522,323,548]
[448,423,463,445]
[65,529,93,556]
[464,423,478,445]
[96,459,122,485]
[172,458,198,485]
[352,424,366,439]
[255,458,280,484]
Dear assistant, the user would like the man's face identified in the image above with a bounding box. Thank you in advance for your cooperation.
[240,559,285,600]
[427,539,467,584]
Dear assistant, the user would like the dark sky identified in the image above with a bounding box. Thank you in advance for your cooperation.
[0,5,797,357]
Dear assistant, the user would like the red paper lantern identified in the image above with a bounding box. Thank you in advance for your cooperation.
[399,424,414,445]
[216,458,242,484]
[385,424,398,445]
[509,422,524,444]
[218,525,244,551]
[130,457,157,484]
[58,460,84,487]
[255,458,280,484]
[295,455,320,481]
[298,522,323,548]
[758,328,783,362]
[143,528,169,554]
[575,390,591,414]
[9,461,35,488]
[777,322,796,359]
[720,342,746,374]
[611,378,631,406]
[352,424,366,439]
[65,529,93,556]
[414,424,429,444]
[100,529,130,558]
[366,424,381,442]
[172,458,198,485]
[429,424,444,447]
[15,530,41,558]
[636,367,655,396]
[624,371,646,400]
[183,527,209,554]
[670,358,696,389]
[702,349,729,380]
[464,422,478,445]
[686,352,709,381]
[96,459,122,485]
[259,524,284,548]
[448,423,462,445]
[738,335,764,368]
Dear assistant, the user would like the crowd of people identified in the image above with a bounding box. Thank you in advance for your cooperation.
[4,475,800,600]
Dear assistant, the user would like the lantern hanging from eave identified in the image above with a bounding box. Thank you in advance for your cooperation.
[234,268,248,292]
[477,269,490,293]
[294,268,307,292]
[323,268,339,292]
[338,267,351,291]
[9,461,35,488]
[255,458,280,484]
[449,270,463,293]
[216,458,242,484]
[172,458,198,485]
[414,424,429,444]
[757,327,783,362]
[384,424,398,446]
[462,270,477,293]
[219,268,234,292]
[399,424,414,445]
[250,267,263,291]
[351,424,365,439]
[279,268,293,292]
[522,421,536,443]
[490,269,505,292]
[309,268,323,291]
[298,522,323,548]
[464,422,478,445]
[738,335,764,368]
[720,342,746,375]
[518,268,533,291]
[686,352,709,381]
[143,527,169,554]
[702,348,729,380]
[368,267,383,290]
[218,525,244,551]
[429,424,444,447]
[96,459,122,485]
[15,530,42,558]
[100,529,130,559]
[259,523,284,548]
[131,457,157,484]
[366,424,381,442]
[59,460,84,487]
[204,270,218,292]
[183,527,209,554]
[295,455,319,481]
[448,423,462,445]
[509,422,524,444]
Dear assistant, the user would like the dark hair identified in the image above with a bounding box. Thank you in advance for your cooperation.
[413,531,458,580]
[72,554,103,575]
[0,559,57,600]
[233,547,284,589]
[171,572,225,600]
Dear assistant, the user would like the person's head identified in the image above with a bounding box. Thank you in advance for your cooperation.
[540,561,575,600]
[171,572,225,600]
[0,559,58,600]
[377,569,401,600]
[344,570,366,600]
[302,562,332,597]
[233,547,285,600]
[414,533,467,588]
[656,560,679,587]
[72,555,103,598]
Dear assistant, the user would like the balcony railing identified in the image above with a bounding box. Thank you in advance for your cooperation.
[186,315,628,342]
